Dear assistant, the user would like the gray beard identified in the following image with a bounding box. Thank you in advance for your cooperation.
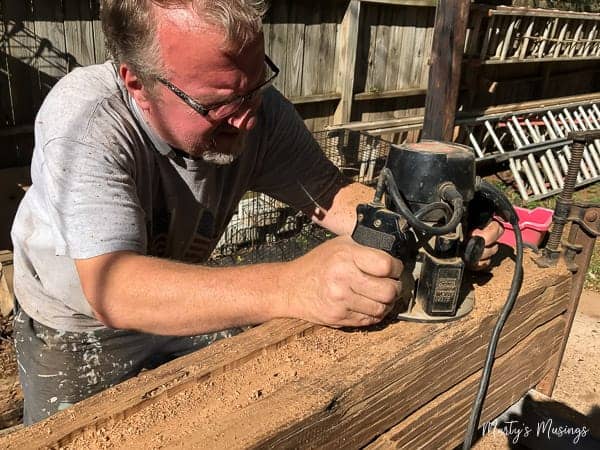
[200,151,238,165]
[199,131,247,165]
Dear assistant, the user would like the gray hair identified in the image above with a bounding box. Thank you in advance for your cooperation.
[100,0,268,85]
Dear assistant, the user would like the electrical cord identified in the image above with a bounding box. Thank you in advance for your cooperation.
[383,168,464,235]
[414,201,453,222]
[462,178,524,449]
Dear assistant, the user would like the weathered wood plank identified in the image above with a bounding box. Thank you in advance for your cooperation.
[32,0,67,98]
[264,1,287,95]
[366,318,566,449]
[383,5,404,94]
[410,4,429,88]
[282,2,305,99]
[0,2,18,166]
[371,5,391,95]
[239,276,570,450]
[97,268,570,449]
[90,0,106,64]
[0,7,15,129]
[301,4,323,97]
[0,319,318,448]
[289,92,341,105]
[422,0,471,141]
[2,0,37,166]
[362,0,437,6]
[354,87,426,100]
[333,0,360,125]
[491,6,600,21]
[397,6,418,91]
[319,7,339,97]
[63,0,95,69]
[0,258,570,449]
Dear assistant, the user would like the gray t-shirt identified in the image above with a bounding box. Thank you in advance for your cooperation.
[11,62,344,332]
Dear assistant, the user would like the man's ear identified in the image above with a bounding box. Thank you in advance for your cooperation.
[119,64,152,109]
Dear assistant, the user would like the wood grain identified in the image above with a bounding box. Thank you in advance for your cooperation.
[366,318,565,449]
[0,319,319,448]
[422,0,471,141]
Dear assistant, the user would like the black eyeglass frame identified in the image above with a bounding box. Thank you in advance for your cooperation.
[156,55,280,119]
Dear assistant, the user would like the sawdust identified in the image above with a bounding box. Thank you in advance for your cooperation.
[0,313,22,430]
[473,289,600,450]
[66,327,373,449]
[0,249,572,448]
[57,250,558,449]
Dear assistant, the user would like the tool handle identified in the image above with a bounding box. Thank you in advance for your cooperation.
[464,236,485,267]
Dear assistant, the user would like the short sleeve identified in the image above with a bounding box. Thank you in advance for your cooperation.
[41,137,147,259]
[250,89,349,211]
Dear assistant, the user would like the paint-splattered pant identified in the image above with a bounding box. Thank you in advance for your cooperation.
[13,303,241,425]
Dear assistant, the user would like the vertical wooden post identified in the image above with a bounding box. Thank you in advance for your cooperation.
[421,0,470,141]
[334,0,361,125]
[536,206,600,396]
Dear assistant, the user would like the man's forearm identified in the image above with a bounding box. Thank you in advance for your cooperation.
[77,252,294,336]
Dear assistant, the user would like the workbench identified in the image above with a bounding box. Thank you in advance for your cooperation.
[0,250,573,449]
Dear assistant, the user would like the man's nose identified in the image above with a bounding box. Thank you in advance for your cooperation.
[226,98,261,131]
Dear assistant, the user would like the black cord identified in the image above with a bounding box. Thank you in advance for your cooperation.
[462,179,524,449]
[383,168,464,235]
[414,201,453,222]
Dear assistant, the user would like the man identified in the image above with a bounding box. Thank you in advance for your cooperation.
[11,0,502,424]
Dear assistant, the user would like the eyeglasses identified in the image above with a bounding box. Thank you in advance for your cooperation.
[156,55,280,121]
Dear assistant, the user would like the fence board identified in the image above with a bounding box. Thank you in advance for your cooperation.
[0,2,15,129]
[89,0,105,64]
[283,3,305,98]
[32,0,67,99]
[2,0,599,167]
[2,0,36,167]
[63,0,95,69]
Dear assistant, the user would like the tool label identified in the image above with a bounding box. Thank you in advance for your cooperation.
[431,267,462,312]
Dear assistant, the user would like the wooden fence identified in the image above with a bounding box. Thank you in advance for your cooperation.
[0,0,438,169]
[1,0,599,169]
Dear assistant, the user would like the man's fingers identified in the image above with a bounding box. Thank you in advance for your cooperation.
[480,244,499,261]
[352,245,403,279]
[470,220,504,247]
[336,300,394,328]
[470,258,492,271]
[338,311,382,328]
[350,273,399,305]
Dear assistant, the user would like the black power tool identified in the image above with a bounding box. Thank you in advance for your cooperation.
[351,139,525,448]
[352,140,488,322]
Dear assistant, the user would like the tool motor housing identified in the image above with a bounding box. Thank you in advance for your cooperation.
[385,140,476,214]
[352,140,479,322]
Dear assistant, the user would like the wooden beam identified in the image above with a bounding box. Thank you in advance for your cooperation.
[481,55,600,65]
[354,87,427,101]
[537,206,600,397]
[455,92,600,123]
[333,0,361,125]
[361,0,437,6]
[288,92,341,105]
[327,92,600,135]
[0,258,571,448]
[365,318,566,449]
[245,276,570,450]
[327,115,424,132]
[491,6,600,21]
[0,319,318,448]
[422,0,471,141]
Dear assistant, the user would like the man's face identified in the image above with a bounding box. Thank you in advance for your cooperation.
[136,8,266,163]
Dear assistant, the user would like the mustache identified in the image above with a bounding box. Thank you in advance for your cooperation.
[214,123,242,135]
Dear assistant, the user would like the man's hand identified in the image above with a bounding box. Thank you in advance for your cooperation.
[468,220,504,270]
[285,235,403,328]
